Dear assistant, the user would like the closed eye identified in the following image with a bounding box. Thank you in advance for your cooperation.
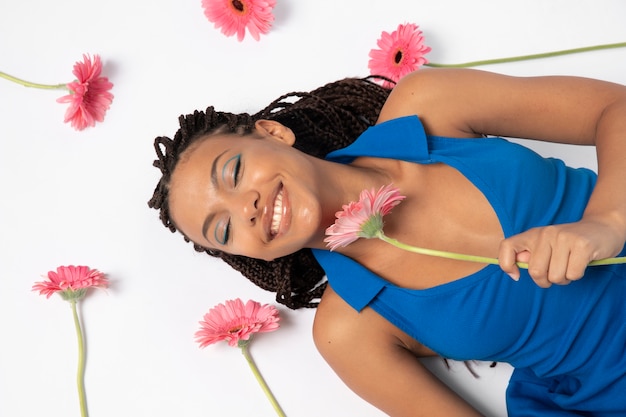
[233,155,242,186]
[215,218,231,246]
[222,153,242,188]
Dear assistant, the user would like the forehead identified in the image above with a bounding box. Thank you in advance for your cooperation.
[172,132,249,179]
[169,134,235,201]
[176,129,263,166]
[167,133,258,244]
[178,133,226,165]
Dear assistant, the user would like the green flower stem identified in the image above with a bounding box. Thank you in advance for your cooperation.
[0,71,68,90]
[424,42,626,68]
[240,343,286,417]
[70,300,89,417]
[376,231,626,268]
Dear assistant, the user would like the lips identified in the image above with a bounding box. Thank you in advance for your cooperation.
[264,182,290,241]
[270,186,284,237]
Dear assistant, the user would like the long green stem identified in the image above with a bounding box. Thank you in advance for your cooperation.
[377,231,626,268]
[70,300,89,417]
[424,42,626,68]
[0,71,68,90]
[240,344,286,417]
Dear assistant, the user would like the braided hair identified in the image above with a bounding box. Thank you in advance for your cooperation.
[148,76,392,309]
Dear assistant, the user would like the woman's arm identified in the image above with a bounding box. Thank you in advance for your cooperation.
[378,68,626,287]
[313,286,483,417]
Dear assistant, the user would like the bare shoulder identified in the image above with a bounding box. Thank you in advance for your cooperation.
[313,285,481,417]
[376,68,506,138]
[313,284,413,353]
[377,67,626,145]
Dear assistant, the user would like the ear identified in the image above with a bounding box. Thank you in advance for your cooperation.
[255,119,296,146]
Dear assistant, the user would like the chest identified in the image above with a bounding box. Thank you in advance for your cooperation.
[356,162,504,290]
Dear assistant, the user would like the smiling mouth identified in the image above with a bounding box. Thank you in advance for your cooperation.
[270,186,284,237]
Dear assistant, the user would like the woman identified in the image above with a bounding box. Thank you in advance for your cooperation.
[149,68,626,416]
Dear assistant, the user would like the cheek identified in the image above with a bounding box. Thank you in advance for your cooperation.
[293,188,324,231]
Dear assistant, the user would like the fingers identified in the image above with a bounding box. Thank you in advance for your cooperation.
[523,235,555,288]
[499,226,592,288]
[498,245,524,281]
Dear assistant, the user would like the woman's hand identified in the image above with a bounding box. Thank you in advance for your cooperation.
[499,218,625,287]
[381,69,626,288]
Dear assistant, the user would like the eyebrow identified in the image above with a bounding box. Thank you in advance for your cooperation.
[201,149,228,243]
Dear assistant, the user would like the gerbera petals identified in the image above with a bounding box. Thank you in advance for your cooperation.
[324,185,406,251]
[56,54,114,131]
[201,0,276,42]
[195,299,280,348]
[32,265,108,300]
[368,23,432,88]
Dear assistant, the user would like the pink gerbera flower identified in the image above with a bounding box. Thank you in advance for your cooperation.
[201,0,276,42]
[368,23,432,88]
[56,54,114,131]
[32,264,108,417]
[196,298,285,415]
[324,184,406,251]
[195,298,280,348]
[324,184,624,271]
[32,265,108,301]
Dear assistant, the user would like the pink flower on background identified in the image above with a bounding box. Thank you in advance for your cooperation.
[32,265,108,301]
[325,184,406,251]
[195,298,285,415]
[195,298,280,348]
[32,264,108,417]
[368,23,432,88]
[56,54,114,131]
[201,0,276,41]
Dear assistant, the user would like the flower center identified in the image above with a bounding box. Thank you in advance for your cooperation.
[228,325,243,333]
[394,50,404,64]
[231,0,245,12]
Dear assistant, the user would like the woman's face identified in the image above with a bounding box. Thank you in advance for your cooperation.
[168,120,325,261]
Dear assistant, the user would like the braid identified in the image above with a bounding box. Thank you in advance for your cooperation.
[148,76,393,309]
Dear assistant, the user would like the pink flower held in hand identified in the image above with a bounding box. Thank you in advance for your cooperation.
[195,298,280,348]
[56,54,114,131]
[202,0,276,41]
[32,265,108,301]
[368,23,432,88]
[325,184,406,251]
[324,185,626,269]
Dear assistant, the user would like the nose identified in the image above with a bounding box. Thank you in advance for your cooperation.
[237,190,260,225]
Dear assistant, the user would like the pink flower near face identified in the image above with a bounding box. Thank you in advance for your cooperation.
[195,299,280,348]
[325,184,406,251]
[56,54,114,131]
[32,265,108,300]
[324,200,368,250]
[368,23,432,88]
[201,0,276,41]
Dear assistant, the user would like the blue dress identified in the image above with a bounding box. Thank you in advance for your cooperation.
[311,116,626,416]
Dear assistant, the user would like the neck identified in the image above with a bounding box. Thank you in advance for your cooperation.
[306,156,398,251]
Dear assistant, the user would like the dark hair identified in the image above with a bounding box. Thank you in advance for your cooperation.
[148,76,392,309]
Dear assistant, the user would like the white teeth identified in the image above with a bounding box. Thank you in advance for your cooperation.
[270,190,283,235]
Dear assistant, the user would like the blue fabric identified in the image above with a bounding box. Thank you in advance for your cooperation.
[312,116,626,416]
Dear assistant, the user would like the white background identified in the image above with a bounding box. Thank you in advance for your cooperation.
[1,1,625,416]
